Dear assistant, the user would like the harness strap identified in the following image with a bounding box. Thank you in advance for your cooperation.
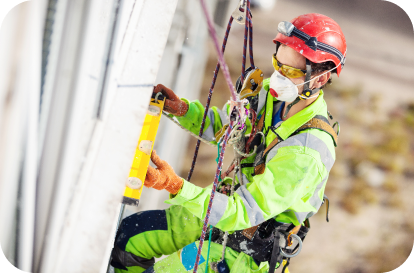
[253,116,338,175]
[256,109,266,132]
[296,115,338,146]
[241,225,260,240]
[268,232,282,273]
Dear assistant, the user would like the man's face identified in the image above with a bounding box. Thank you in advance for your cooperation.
[275,44,327,94]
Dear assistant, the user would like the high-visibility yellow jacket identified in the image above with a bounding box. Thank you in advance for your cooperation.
[165,79,336,231]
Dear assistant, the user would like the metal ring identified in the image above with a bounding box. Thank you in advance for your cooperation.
[256,131,265,142]
[332,121,340,136]
[154,92,162,103]
[280,234,302,258]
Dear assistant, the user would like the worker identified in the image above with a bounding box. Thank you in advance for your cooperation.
[110,13,347,273]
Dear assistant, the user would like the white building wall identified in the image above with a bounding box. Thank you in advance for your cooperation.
[0,0,236,272]
[35,0,179,272]
[0,1,41,270]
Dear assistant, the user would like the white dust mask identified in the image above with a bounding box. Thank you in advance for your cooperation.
[268,70,299,102]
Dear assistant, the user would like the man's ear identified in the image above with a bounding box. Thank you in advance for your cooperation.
[318,71,331,86]
[313,71,331,88]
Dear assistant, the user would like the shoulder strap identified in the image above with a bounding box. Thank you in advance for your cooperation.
[256,100,284,133]
[254,116,338,175]
[256,110,266,132]
[295,115,338,146]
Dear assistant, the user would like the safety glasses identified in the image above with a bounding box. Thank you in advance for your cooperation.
[272,53,307,78]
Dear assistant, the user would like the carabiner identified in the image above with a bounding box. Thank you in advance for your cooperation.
[332,121,340,136]
[153,92,163,104]
[280,234,303,258]
[323,194,330,222]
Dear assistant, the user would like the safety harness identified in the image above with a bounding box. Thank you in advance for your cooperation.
[209,98,337,272]
[253,105,338,176]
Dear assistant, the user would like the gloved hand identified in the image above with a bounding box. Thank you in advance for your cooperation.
[144,150,184,194]
[153,84,188,116]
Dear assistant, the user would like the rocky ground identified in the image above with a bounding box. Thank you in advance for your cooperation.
[180,1,414,272]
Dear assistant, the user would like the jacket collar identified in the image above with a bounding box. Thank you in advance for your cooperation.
[273,91,327,140]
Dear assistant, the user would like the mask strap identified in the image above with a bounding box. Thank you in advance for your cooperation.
[301,59,320,100]
[283,59,312,118]
[283,97,301,118]
[281,51,347,118]
[294,50,346,89]
[304,59,312,89]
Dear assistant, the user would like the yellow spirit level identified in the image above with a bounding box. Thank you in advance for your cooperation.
[122,93,165,206]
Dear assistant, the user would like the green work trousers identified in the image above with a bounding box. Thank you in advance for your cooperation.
[111,205,269,273]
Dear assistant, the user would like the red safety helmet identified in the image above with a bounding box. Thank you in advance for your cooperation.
[274,13,347,76]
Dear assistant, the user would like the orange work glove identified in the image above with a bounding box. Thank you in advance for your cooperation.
[144,150,184,194]
[153,84,188,117]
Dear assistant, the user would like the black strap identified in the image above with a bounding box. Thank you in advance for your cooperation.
[291,27,344,64]
[301,59,322,99]
[303,59,312,94]
[268,232,282,273]
[240,163,254,168]
[283,60,315,119]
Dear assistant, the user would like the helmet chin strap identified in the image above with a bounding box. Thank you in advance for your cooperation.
[283,59,321,118]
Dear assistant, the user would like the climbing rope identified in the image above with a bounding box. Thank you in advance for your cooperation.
[193,122,234,273]
[189,0,253,273]
[219,153,238,261]
[186,15,234,181]
[187,0,255,181]
[241,0,254,82]
[152,0,252,273]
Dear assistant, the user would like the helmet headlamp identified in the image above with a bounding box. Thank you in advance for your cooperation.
[277,21,295,37]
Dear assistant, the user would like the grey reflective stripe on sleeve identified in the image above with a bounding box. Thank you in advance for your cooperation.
[201,109,218,141]
[294,211,309,225]
[256,87,268,113]
[217,107,229,125]
[236,171,249,186]
[235,186,265,226]
[266,133,335,171]
[208,192,229,226]
[308,175,328,210]
[290,176,328,224]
